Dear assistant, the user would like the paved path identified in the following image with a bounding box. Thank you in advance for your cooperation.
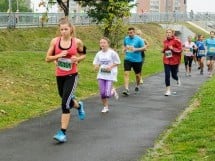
[0,65,209,161]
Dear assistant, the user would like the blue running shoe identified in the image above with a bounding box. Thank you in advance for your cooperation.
[53,130,67,143]
[78,101,85,120]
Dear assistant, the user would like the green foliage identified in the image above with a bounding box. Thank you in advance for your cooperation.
[79,0,135,48]
[0,0,31,12]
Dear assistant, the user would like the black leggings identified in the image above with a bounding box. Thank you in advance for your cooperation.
[184,55,193,67]
[56,73,78,113]
[164,64,179,87]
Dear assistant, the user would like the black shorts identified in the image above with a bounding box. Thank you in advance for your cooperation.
[124,60,142,74]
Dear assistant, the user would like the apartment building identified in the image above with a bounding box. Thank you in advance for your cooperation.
[136,0,186,14]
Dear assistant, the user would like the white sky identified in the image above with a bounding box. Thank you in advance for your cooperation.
[187,0,215,13]
[31,0,215,13]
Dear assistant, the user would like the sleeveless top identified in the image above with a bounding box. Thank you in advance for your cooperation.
[54,37,78,76]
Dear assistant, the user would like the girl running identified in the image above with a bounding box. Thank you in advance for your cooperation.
[93,37,121,113]
[183,35,197,76]
[45,18,86,143]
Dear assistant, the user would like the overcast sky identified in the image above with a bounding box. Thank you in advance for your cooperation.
[31,0,215,13]
[187,0,215,13]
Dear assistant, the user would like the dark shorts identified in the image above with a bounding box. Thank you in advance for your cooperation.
[196,55,205,60]
[124,60,142,74]
[206,55,215,61]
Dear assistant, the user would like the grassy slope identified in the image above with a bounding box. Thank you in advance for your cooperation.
[0,24,164,129]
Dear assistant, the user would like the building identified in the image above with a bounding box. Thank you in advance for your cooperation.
[136,0,186,14]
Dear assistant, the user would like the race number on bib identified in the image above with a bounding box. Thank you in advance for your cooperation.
[126,45,134,52]
[198,50,205,56]
[57,58,72,71]
[165,50,172,58]
[100,65,111,74]
[209,47,215,53]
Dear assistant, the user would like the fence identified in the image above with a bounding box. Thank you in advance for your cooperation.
[0,12,215,29]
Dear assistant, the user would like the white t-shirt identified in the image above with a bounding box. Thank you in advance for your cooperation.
[93,48,121,81]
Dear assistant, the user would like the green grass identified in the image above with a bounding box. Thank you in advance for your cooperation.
[141,78,215,161]
[140,23,215,161]
[0,24,164,129]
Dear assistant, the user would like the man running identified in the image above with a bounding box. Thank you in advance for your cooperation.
[122,27,145,96]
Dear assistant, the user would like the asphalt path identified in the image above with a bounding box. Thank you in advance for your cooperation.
[0,64,209,161]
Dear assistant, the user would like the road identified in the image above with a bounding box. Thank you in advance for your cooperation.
[0,64,208,161]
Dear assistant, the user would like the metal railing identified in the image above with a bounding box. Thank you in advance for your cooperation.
[0,12,215,29]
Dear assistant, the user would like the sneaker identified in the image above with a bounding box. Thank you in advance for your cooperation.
[185,72,189,77]
[164,90,171,96]
[135,87,139,92]
[111,88,119,100]
[198,67,201,70]
[78,101,85,120]
[53,130,67,143]
[101,106,109,113]
[140,79,144,84]
[122,89,130,96]
[177,78,181,86]
[200,70,203,75]
[208,73,212,78]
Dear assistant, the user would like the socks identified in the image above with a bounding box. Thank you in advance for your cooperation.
[61,129,66,134]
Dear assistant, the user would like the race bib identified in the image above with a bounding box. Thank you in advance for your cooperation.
[184,48,193,56]
[209,47,215,53]
[126,45,134,52]
[165,50,172,58]
[57,58,72,71]
[100,65,111,74]
[198,50,205,56]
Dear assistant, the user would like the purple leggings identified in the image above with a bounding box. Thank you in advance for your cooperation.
[98,79,113,99]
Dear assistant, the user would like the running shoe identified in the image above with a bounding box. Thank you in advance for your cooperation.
[53,130,67,143]
[122,89,130,96]
[140,79,144,84]
[111,88,119,100]
[164,90,171,96]
[177,78,181,86]
[200,70,203,75]
[208,72,212,78]
[78,101,85,120]
[135,87,139,92]
[101,106,109,113]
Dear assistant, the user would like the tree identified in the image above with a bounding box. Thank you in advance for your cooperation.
[56,0,69,17]
[78,0,135,48]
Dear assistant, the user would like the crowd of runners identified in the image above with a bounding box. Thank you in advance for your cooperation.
[45,18,215,143]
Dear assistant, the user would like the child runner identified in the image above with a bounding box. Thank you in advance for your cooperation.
[93,37,121,113]
[45,18,86,143]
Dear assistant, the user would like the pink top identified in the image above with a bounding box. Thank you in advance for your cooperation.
[54,37,78,76]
